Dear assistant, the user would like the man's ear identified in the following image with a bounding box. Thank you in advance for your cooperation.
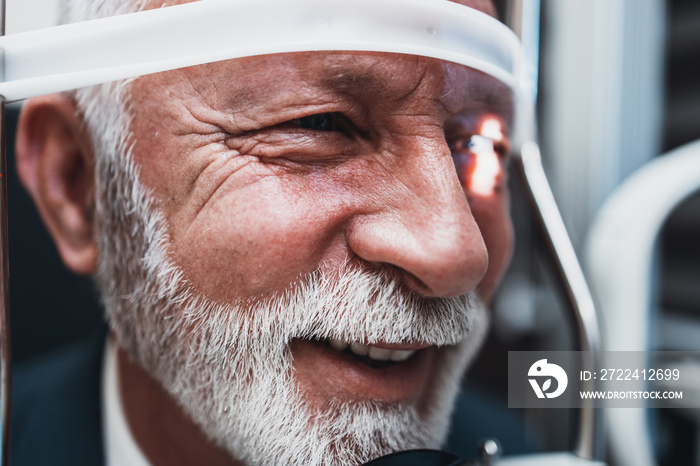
[15,94,98,275]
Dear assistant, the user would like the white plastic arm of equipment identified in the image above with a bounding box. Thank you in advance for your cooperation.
[585,139,700,466]
[0,0,520,102]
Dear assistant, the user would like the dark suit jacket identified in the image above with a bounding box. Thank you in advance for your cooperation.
[11,327,106,466]
[9,327,532,465]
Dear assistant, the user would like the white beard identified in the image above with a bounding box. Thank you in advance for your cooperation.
[93,135,489,466]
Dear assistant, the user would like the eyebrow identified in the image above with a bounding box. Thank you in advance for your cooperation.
[314,59,515,131]
[325,60,510,96]
[321,67,392,97]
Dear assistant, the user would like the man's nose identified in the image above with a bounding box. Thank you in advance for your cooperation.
[346,141,488,298]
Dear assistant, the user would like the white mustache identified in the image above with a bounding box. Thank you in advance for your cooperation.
[285,265,478,346]
[176,263,481,367]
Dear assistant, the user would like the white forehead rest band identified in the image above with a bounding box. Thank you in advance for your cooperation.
[0,0,520,102]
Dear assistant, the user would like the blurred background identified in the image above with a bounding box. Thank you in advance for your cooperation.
[4,0,700,465]
[480,1,700,465]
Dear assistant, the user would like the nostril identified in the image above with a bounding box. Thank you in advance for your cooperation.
[357,262,432,296]
[399,269,432,296]
[382,264,432,296]
[382,262,480,299]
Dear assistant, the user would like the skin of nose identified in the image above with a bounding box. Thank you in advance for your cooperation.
[345,138,489,298]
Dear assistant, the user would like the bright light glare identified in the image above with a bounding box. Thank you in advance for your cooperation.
[469,150,501,196]
[466,117,504,196]
[479,117,504,143]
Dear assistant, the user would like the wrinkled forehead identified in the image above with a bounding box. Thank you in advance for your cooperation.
[136,51,514,128]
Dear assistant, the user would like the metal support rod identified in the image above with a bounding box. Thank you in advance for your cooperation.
[0,0,10,464]
[506,0,603,460]
[0,93,9,466]
[513,142,603,460]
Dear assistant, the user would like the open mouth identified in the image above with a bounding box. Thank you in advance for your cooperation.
[290,335,439,404]
[291,336,438,405]
[322,339,417,369]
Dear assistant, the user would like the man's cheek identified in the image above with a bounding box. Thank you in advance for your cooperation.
[167,190,332,300]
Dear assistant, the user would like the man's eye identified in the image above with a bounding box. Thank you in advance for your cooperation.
[298,113,335,131]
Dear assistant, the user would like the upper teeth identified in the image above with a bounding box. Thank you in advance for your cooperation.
[329,339,415,362]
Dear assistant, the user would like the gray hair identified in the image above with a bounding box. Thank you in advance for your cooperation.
[60,0,167,329]
[61,0,150,167]
[60,0,148,171]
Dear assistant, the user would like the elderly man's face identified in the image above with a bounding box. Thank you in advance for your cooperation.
[127,48,512,396]
[19,0,514,464]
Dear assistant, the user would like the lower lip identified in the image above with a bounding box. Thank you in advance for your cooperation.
[290,339,436,405]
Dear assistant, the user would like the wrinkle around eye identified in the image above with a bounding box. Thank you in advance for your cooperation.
[182,150,260,226]
[223,128,364,162]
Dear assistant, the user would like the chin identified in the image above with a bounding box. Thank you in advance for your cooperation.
[145,281,489,466]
